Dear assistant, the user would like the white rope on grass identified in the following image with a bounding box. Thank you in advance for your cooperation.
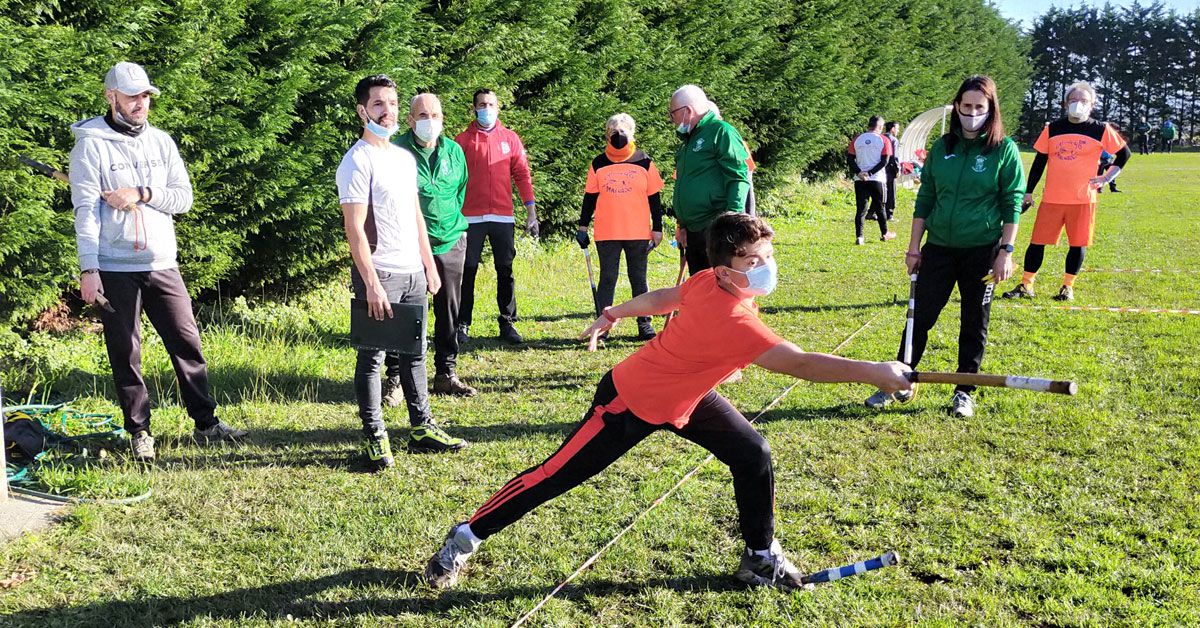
[997,303,1200,316]
[509,310,886,628]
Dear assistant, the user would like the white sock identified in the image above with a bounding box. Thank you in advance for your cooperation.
[455,523,483,552]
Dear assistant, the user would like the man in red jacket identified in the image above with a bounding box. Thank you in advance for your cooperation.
[454,89,538,345]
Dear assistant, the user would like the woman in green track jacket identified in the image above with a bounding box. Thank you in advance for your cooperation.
[864,75,1025,419]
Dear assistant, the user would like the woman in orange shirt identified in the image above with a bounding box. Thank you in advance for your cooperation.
[575,113,665,340]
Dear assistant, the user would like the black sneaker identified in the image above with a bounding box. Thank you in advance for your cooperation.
[1052,285,1074,301]
[456,325,469,346]
[636,319,657,341]
[1002,283,1034,299]
[498,322,523,345]
[408,423,467,453]
[363,430,394,471]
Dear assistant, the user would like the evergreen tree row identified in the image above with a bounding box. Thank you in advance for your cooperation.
[1019,2,1200,142]
[0,0,1028,330]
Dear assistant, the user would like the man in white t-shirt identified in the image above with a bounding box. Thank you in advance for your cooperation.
[847,115,897,245]
[336,75,466,469]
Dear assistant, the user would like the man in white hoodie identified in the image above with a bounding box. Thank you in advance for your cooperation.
[71,62,246,462]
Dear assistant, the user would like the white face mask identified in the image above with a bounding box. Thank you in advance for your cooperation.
[414,118,443,143]
[1067,101,1091,121]
[958,112,988,133]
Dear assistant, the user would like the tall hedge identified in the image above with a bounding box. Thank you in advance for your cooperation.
[0,0,1029,331]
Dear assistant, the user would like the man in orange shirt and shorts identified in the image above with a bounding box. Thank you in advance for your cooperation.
[423,213,912,591]
[1002,81,1130,301]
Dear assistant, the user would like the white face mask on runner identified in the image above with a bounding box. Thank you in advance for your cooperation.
[958,112,988,133]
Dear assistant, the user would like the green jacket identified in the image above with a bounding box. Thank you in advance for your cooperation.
[394,130,469,255]
[672,110,750,231]
[914,131,1024,248]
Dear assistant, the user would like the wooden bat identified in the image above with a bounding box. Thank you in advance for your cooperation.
[903,273,916,364]
[19,155,69,183]
[583,247,599,317]
[665,247,687,325]
[906,371,1077,395]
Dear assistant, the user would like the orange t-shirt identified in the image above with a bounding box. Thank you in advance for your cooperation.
[612,269,784,427]
[585,150,664,241]
[1033,119,1126,204]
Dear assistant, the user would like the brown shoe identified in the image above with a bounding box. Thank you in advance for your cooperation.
[433,372,478,397]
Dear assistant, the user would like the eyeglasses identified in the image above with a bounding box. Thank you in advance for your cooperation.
[668,105,688,120]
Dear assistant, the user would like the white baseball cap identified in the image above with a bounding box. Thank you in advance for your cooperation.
[104,62,161,96]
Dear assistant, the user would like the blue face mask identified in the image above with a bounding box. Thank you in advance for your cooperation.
[476,108,498,127]
[729,258,778,296]
[676,122,691,134]
[365,116,398,139]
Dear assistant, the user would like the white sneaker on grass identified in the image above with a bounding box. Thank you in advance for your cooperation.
[131,430,155,462]
[734,539,813,591]
[865,387,914,409]
[949,391,974,418]
[424,522,481,589]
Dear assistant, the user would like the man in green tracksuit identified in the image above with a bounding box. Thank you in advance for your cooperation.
[669,85,751,274]
[383,93,477,399]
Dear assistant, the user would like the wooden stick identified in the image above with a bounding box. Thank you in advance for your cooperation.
[907,371,1077,395]
[665,248,687,324]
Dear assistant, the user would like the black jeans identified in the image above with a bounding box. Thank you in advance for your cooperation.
[684,227,711,275]
[854,180,888,239]
[98,269,218,435]
[352,266,431,434]
[461,221,517,328]
[595,240,650,323]
[896,242,998,394]
[468,371,776,550]
[386,235,465,376]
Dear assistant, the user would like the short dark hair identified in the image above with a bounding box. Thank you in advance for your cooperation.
[355,75,397,107]
[706,212,775,268]
[868,115,884,129]
[884,121,898,133]
[473,88,496,107]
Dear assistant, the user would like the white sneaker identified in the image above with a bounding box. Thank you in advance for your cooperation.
[734,539,813,591]
[949,391,974,418]
[194,421,248,443]
[865,389,894,409]
[131,430,156,462]
[855,236,865,246]
[424,522,481,589]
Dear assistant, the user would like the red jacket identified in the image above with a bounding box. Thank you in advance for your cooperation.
[454,120,536,218]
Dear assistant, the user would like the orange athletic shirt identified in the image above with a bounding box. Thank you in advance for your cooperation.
[585,151,664,241]
[612,269,784,427]
[1034,119,1126,204]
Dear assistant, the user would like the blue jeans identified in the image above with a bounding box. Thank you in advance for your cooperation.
[351,267,432,434]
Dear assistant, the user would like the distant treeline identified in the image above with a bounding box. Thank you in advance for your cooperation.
[1019,2,1200,143]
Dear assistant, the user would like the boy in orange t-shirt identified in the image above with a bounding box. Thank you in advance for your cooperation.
[424,213,912,591]
[1002,82,1129,301]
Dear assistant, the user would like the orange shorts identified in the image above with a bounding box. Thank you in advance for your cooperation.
[1030,202,1096,247]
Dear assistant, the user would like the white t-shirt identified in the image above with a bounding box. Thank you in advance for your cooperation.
[851,131,892,184]
[336,140,424,274]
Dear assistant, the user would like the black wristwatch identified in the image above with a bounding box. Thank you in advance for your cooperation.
[1001,244,1015,253]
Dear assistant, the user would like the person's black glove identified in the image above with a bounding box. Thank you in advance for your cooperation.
[575,229,590,249]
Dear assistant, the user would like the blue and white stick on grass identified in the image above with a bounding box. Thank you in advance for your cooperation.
[800,550,900,585]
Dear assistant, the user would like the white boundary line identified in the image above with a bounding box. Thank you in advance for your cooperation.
[1083,268,1200,274]
[509,311,886,628]
[997,303,1200,316]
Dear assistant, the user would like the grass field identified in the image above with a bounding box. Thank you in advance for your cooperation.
[2,152,1198,626]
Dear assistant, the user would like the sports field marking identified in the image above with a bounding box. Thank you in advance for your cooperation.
[1082,268,1200,274]
[509,310,886,628]
[997,303,1200,316]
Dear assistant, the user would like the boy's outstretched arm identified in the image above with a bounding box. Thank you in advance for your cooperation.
[753,341,912,394]
[579,286,682,340]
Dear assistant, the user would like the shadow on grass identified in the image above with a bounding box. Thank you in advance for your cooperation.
[754,402,920,424]
[0,568,746,627]
[759,300,901,316]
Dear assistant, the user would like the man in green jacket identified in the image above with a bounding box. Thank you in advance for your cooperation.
[384,93,477,398]
[669,85,751,274]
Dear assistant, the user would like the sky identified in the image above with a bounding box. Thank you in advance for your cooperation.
[995,0,1200,28]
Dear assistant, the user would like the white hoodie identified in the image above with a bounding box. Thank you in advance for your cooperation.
[69,116,193,272]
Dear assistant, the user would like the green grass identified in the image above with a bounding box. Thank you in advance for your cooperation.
[2,153,1199,626]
